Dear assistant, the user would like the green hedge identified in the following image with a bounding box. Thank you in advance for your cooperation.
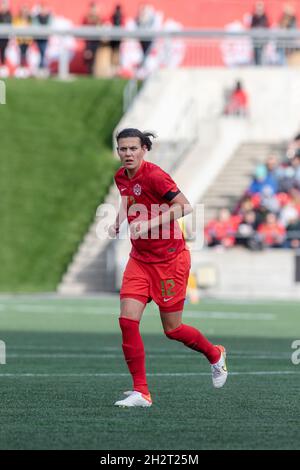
[0,78,126,292]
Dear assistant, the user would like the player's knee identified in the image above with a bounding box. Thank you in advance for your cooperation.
[119,316,140,330]
[120,298,145,320]
[165,324,183,340]
[119,312,141,326]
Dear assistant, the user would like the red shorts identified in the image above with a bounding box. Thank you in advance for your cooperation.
[120,249,191,313]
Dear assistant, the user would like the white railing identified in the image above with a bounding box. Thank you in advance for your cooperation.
[1,25,300,40]
[1,26,300,78]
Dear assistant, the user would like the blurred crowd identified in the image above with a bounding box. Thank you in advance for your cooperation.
[81,1,166,78]
[1,1,299,78]
[221,1,299,67]
[0,1,183,78]
[249,1,298,66]
[205,133,300,250]
[0,0,52,77]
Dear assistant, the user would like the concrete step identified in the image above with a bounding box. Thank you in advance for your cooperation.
[202,196,239,205]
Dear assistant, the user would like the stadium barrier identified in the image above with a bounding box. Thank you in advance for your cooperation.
[1,26,300,78]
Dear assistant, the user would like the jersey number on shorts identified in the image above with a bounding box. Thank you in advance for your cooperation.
[160,279,176,297]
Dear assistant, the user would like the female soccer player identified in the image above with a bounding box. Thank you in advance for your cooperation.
[110,128,228,407]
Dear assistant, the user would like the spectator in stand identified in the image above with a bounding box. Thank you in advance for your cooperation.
[277,3,297,65]
[32,2,52,72]
[292,151,300,189]
[279,201,299,228]
[82,2,102,75]
[289,186,300,213]
[13,5,32,71]
[235,194,255,216]
[136,4,156,63]
[276,190,291,210]
[277,164,295,193]
[285,215,300,248]
[248,163,278,195]
[0,0,12,74]
[260,185,280,214]
[234,193,265,225]
[110,4,124,71]
[265,153,283,186]
[257,212,286,248]
[224,80,249,117]
[235,210,261,249]
[278,152,300,192]
[279,3,297,29]
[205,208,239,248]
[250,1,269,65]
[286,132,300,159]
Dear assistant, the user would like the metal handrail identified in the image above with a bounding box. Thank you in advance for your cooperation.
[2,26,300,79]
[1,25,300,40]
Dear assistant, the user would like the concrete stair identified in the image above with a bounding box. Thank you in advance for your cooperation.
[57,184,119,294]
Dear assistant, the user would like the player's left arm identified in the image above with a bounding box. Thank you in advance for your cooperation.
[131,191,192,237]
[161,191,193,224]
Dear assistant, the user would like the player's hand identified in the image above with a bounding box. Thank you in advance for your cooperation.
[130,220,150,239]
[107,224,119,238]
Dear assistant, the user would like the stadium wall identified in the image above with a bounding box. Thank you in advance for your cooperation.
[192,248,300,299]
[10,0,300,28]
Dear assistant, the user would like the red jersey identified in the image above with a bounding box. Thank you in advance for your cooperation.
[205,216,239,246]
[257,222,286,246]
[114,160,186,263]
[231,89,248,108]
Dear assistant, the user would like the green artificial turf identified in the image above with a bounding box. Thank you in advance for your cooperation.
[0,296,299,450]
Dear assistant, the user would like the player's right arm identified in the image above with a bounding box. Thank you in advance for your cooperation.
[108,195,128,237]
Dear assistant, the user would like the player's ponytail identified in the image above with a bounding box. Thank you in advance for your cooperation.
[116,128,156,151]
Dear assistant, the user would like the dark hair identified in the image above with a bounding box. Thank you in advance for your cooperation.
[294,148,300,158]
[294,133,300,141]
[116,128,156,151]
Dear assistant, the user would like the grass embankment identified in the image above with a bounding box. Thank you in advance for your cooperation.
[0,78,125,291]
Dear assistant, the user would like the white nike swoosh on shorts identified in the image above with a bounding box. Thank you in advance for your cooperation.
[163,298,173,302]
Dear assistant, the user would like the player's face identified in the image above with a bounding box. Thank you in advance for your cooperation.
[117,137,146,175]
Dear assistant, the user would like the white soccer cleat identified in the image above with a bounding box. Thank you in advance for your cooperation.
[114,391,152,407]
[211,345,228,388]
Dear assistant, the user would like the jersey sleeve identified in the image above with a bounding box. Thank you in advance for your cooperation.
[150,167,181,201]
[114,171,122,193]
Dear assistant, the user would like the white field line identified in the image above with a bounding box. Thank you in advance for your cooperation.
[8,346,289,356]
[0,371,298,378]
[0,304,276,320]
[5,353,292,360]
[0,294,296,306]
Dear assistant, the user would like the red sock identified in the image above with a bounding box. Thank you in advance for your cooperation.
[165,323,221,364]
[119,317,149,395]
